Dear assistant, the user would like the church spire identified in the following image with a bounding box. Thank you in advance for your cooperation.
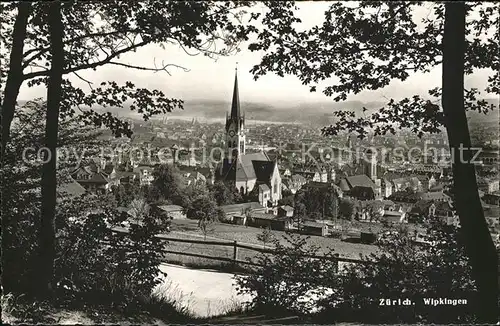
[230,64,241,119]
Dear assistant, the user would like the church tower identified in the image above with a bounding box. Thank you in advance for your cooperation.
[224,66,246,161]
[363,148,378,181]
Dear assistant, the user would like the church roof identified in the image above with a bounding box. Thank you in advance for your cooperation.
[252,160,276,183]
[344,175,377,190]
[218,152,271,182]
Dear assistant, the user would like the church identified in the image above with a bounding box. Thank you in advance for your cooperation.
[215,68,282,207]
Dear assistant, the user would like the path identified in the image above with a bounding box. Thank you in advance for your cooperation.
[156,263,253,318]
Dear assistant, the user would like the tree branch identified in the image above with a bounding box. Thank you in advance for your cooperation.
[72,71,93,89]
[23,39,150,80]
[107,60,189,75]
[22,29,140,69]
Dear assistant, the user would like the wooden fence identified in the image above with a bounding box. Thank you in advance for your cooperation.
[111,228,376,270]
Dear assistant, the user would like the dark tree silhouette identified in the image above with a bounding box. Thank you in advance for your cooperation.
[0,2,32,156]
[248,2,498,322]
[38,0,64,298]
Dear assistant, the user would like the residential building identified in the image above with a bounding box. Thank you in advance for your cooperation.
[339,175,381,200]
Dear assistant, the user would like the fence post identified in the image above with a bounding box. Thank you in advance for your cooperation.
[335,254,340,273]
[233,240,238,266]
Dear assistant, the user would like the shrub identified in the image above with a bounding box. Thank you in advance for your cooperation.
[235,233,338,316]
[316,220,477,324]
[236,220,478,324]
[54,195,169,313]
[256,227,274,249]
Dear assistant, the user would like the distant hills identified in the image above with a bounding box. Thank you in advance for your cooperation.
[160,99,388,126]
[16,97,498,127]
[157,98,499,127]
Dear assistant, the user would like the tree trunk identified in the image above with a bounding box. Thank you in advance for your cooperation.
[1,2,31,159]
[38,0,64,298]
[441,3,498,322]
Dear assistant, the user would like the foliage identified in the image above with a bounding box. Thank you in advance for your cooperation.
[148,164,187,206]
[184,195,224,239]
[235,233,337,315]
[249,2,498,139]
[316,220,477,324]
[237,218,477,323]
[256,227,274,249]
[111,182,143,207]
[208,180,242,206]
[54,194,169,312]
[294,184,340,220]
[338,198,355,220]
[184,182,210,204]
[277,189,294,207]
[1,100,101,295]
[1,1,261,141]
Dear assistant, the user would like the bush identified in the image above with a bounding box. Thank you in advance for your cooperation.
[316,220,477,324]
[235,233,337,316]
[235,220,478,324]
[54,195,169,313]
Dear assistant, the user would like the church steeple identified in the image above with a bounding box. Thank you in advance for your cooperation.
[230,65,241,119]
[223,64,246,162]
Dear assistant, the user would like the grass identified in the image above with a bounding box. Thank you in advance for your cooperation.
[166,219,381,265]
[1,282,197,325]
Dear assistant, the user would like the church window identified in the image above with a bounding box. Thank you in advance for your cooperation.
[273,180,278,194]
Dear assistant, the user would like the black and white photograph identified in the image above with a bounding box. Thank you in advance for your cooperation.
[1,1,499,325]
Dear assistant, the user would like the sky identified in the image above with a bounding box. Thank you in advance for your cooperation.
[18,2,495,107]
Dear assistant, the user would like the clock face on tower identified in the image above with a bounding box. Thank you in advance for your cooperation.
[229,130,235,137]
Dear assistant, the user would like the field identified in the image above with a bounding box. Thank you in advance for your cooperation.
[161,219,382,270]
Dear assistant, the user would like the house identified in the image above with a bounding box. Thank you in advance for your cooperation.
[477,177,500,194]
[419,191,451,202]
[299,221,328,237]
[220,202,267,221]
[283,174,307,194]
[381,178,393,198]
[294,170,321,182]
[249,213,291,231]
[258,184,272,208]
[72,164,115,194]
[339,175,381,200]
[178,166,215,185]
[483,193,500,206]
[57,177,86,199]
[183,171,207,187]
[133,165,154,186]
[409,199,458,226]
[381,210,407,224]
[117,171,139,185]
[278,205,294,217]
[356,200,385,221]
[389,190,431,204]
[156,205,186,219]
[232,214,247,225]
[279,168,292,177]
